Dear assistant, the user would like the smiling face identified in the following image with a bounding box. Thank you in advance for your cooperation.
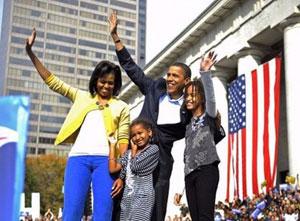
[130,124,152,150]
[166,65,189,99]
[185,84,205,113]
[96,73,115,99]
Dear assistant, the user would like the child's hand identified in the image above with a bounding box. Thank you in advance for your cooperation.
[200,51,217,72]
[108,135,117,146]
[130,139,137,151]
[173,193,183,206]
[111,178,123,198]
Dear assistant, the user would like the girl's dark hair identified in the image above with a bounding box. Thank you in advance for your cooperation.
[130,118,154,139]
[184,80,206,110]
[170,62,192,79]
[89,60,122,96]
[130,118,153,131]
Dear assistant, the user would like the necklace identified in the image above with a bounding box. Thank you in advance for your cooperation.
[192,114,205,131]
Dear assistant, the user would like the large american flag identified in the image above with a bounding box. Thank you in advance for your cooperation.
[226,57,281,200]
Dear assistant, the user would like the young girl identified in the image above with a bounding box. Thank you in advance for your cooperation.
[108,118,159,221]
[183,51,221,221]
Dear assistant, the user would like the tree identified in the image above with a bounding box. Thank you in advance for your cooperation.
[24,154,66,215]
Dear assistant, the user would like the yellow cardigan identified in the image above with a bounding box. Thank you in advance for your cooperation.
[44,73,130,146]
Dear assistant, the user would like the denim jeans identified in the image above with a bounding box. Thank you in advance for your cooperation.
[63,156,114,221]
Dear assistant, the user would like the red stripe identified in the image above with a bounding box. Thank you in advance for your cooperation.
[263,63,272,191]
[251,70,259,194]
[241,128,247,199]
[272,57,281,185]
[235,133,239,197]
[226,134,232,201]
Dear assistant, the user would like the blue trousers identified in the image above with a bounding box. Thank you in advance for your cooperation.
[63,156,114,221]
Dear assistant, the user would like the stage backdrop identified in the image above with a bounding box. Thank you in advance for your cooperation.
[0,96,30,221]
[226,57,281,200]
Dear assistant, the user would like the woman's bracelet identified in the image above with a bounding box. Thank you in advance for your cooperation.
[108,158,116,161]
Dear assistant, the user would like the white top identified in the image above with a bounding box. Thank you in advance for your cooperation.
[157,94,184,125]
[69,110,109,156]
[283,213,298,221]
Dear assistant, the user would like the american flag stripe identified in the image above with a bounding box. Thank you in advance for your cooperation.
[226,57,281,200]
[226,134,232,200]
[235,133,239,197]
[251,69,259,196]
[263,63,271,190]
[241,128,247,198]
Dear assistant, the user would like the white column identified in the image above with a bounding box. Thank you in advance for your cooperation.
[236,48,264,76]
[212,68,234,201]
[282,17,300,177]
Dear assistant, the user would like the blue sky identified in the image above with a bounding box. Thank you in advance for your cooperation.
[0,0,214,62]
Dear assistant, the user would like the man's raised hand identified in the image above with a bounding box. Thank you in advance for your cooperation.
[108,11,118,35]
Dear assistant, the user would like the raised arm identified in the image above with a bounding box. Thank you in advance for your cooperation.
[108,12,154,95]
[109,11,124,51]
[200,51,217,118]
[200,52,226,143]
[26,28,77,101]
[26,28,51,81]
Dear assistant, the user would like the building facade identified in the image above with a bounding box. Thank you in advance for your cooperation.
[117,0,300,215]
[0,0,146,155]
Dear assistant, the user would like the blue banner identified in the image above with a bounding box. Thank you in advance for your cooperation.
[0,96,30,221]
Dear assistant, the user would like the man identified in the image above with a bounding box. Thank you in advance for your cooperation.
[109,12,225,221]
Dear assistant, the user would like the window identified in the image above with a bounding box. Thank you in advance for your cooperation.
[52,0,78,6]
[38,148,46,155]
[9,57,32,67]
[47,14,77,26]
[38,137,56,144]
[40,115,65,124]
[13,16,45,28]
[28,148,36,154]
[47,33,77,44]
[78,39,106,50]
[79,30,107,41]
[80,2,106,11]
[111,0,136,10]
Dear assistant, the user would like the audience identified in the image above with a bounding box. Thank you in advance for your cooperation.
[20,182,300,221]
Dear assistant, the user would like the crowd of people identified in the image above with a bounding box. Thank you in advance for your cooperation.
[165,182,300,220]
[213,184,300,220]
[21,183,300,220]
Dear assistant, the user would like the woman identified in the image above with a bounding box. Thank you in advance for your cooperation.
[26,28,129,221]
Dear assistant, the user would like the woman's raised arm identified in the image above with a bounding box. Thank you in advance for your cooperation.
[26,28,51,81]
